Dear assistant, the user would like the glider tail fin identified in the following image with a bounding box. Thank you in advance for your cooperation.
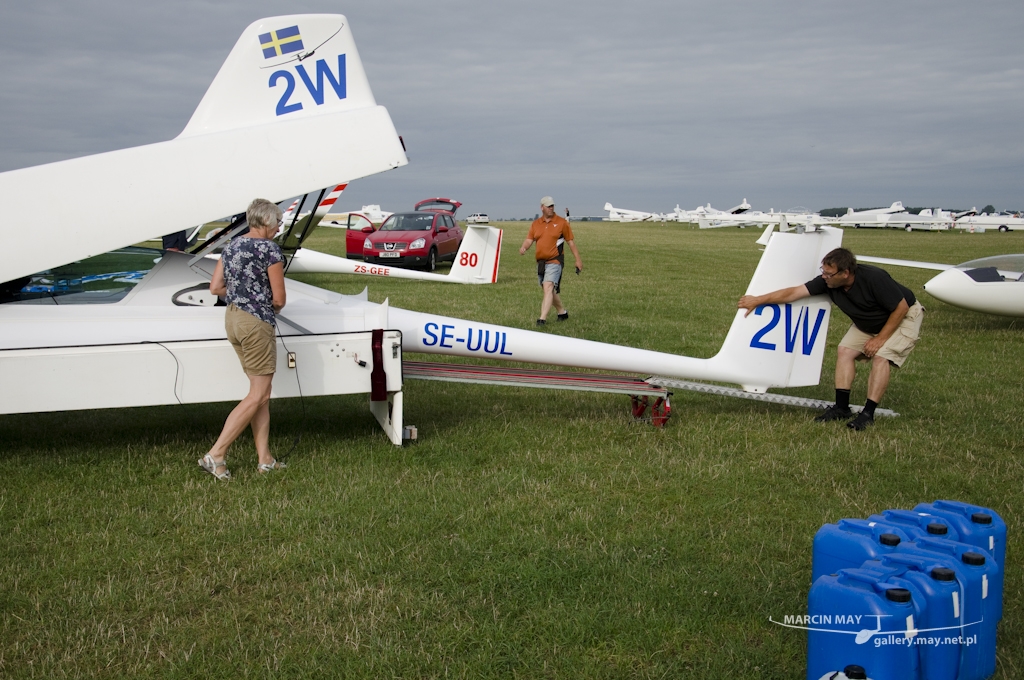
[179,15,378,138]
[447,225,503,284]
[708,227,844,392]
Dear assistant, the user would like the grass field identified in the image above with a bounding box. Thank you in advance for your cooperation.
[2,223,1022,678]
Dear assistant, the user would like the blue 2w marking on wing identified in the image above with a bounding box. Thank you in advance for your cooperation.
[269,54,347,116]
[749,304,825,355]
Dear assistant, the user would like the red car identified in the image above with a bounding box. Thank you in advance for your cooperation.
[342,213,376,259]
[362,198,463,271]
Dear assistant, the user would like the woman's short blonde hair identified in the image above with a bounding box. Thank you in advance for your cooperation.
[246,198,283,230]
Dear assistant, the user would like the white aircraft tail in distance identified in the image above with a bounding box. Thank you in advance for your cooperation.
[287,223,503,284]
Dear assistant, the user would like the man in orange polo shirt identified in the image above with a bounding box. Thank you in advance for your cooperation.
[519,196,583,326]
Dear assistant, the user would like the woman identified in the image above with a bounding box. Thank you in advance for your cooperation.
[199,198,287,480]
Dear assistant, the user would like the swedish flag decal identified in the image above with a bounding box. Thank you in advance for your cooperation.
[259,25,304,59]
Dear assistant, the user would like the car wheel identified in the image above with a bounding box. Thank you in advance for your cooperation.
[999,225,1009,232]
[426,248,437,272]
[905,225,912,232]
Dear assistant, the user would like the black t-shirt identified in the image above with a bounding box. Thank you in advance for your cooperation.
[805,264,916,334]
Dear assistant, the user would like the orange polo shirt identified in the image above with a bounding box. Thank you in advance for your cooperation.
[527,215,574,263]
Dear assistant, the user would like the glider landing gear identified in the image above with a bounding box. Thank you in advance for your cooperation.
[631,395,672,427]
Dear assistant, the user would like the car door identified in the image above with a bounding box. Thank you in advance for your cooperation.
[432,214,451,257]
[446,215,463,255]
[345,213,374,259]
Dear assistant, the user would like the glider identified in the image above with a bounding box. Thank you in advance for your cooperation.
[0,14,846,443]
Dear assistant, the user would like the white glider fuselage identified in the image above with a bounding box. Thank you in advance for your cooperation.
[0,224,843,415]
[859,254,1024,318]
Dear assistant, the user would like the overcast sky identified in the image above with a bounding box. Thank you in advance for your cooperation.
[1,1,1022,218]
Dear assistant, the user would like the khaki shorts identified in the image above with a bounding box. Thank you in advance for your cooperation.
[225,305,277,376]
[839,302,924,367]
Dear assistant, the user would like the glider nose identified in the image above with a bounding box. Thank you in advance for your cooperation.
[923,269,965,307]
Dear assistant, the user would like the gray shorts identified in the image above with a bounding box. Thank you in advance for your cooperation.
[538,262,563,293]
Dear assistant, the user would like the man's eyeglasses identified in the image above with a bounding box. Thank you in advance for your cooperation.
[277,219,285,229]
[820,267,844,280]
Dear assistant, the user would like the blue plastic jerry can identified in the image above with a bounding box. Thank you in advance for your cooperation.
[895,538,999,680]
[812,519,913,583]
[807,568,920,680]
[912,537,1000,680]
[913,500,1006,570]
[867,509,960,542]
[861,555,961,680]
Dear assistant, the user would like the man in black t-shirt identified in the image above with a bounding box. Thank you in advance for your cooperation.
[738,247,924,430]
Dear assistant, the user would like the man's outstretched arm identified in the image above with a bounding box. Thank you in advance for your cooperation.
[738,284,811,317]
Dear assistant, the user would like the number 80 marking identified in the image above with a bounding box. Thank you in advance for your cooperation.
[459,252,478,267]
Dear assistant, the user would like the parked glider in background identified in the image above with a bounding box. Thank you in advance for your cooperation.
[687,199,756,226]
[604,203,665,222]
[836,202,906,228]
[954,211,1024,233]
[699,205,835,231]
[882,208,953,232]
[0,14,844,444]
[858,254,1024,317]
[354,204,394,224]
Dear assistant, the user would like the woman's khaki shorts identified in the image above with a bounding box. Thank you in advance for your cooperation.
[225,305,277,376]
[838,302,924,367]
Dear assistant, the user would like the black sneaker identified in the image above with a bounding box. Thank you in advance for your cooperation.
[846,412,875,431]
[536,319,546,326]
[814,404,853,422]
[557,311,569,321]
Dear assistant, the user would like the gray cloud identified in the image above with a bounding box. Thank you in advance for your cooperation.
[2,0,1022,217]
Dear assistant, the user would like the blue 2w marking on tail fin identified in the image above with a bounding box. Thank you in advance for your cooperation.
[750,304,825,356]
[270,54,347,115]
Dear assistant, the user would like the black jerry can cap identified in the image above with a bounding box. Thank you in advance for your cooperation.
[962,552,986,566]
[971,512,993,525]
[931,567,956,581]
[885,587,912,603]
[879,533,901,546]
[844,665,868,679]
[926,522,948,535]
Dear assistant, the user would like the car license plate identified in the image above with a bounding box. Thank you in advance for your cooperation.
[380,252,400,258]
